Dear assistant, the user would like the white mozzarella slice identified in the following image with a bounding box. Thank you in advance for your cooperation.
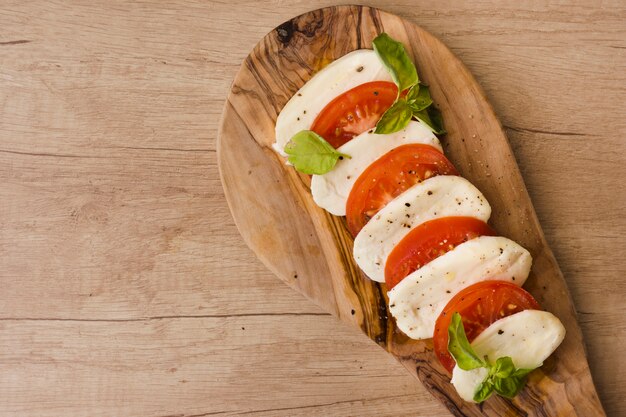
[451,310,566,402]
[310,121,442,216]
[388,236,532,339]
[353,175,491,282]
[273,49,392,155]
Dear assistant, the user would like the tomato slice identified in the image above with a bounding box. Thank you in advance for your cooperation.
[433,281,541,373]
[345,144,458,237]
[311,81,397,148]
[384,217,496,290]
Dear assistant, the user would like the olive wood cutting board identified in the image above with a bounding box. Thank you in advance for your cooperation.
[217,5,605,416]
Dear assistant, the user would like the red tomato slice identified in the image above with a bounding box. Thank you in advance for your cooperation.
[345,144,458,237]
[310,81,397,148]
[384,217,496,290]
[433,281,541,373]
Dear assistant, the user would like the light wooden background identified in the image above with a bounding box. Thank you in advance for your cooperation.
[1,1,624,416]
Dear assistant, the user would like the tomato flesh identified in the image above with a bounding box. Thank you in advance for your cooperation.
[384,217,496,290]
[345,144,458,237]
[311,81,397,148]
[433,281,541,373]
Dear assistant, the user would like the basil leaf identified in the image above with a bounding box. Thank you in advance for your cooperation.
[372,33,418,94]
[513,367,535,378]
[493,376,525,398]
[374,99,412,134]
[468,352,536,402]
[284,130,350,175]
[406,84,419,102]
[492,356,516,379]
[415,106,446,135]
[427,106,445,134]
[407,84,433,112]
[371,34,446,136]
[483,359,534,401]
[473,380,494,403]
[447,312,486,371]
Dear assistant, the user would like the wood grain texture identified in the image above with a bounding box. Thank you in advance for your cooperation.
[0,1,624,416]
[218,5,609,416]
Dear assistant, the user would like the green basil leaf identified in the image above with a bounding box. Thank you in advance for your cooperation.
[374,99,412,134]
[284,130,350,175]
[470,355,536,402]
[415,106,446,135]
[512,367,536,378]
[406,84,419,101]
[473,379,494,403]
[493,376,526,398]
[407,84,433,112]
[447,312,486,371]
[492,356,516,379]
[372,34,446,136]
[427,106,446,134]
[372,33,418,94]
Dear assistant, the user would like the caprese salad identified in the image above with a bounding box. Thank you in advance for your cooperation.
[273,33,565,403]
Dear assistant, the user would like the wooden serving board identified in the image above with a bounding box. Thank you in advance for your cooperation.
[217,5,605,416]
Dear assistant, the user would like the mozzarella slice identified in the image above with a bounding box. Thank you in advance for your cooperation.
[353,175,491,282]
[451,310,566,402]
[274,49,392,155]
[310,121,442,216]
[388,236,532,339]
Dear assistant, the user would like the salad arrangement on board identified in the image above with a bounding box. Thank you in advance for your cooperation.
[272,33,565,403]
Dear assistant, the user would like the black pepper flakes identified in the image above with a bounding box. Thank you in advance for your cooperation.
[405,203,411,207]
[498,330,504,335]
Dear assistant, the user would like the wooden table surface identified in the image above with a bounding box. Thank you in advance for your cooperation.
[1,1,624,416]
